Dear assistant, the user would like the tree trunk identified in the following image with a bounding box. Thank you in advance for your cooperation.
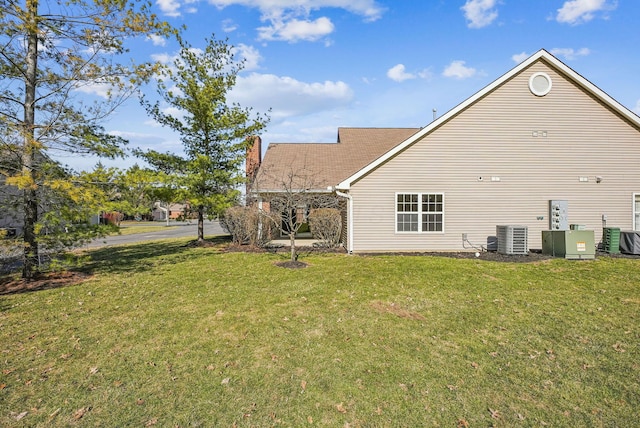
[22,0,40,280]
[289,232,296,262]
[197,205,205,241]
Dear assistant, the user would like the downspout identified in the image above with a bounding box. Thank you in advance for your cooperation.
[334,189,353,254]
[257,197,263,240]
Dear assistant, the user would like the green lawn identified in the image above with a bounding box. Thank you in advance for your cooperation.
[114,221,179,236]
[1,238,638,427]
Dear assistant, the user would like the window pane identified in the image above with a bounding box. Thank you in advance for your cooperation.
[422,213,443,232]
[398,193,418,212]
[422,193,443,213]
[397,213,418,232]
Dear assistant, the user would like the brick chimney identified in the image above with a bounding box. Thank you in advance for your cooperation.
[246,136,262,195]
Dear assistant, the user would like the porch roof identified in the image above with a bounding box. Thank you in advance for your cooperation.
[254,127,420,192]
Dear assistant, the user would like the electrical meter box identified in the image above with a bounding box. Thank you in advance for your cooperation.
[549,200,568,230]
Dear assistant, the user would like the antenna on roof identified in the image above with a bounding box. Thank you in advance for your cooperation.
[432,108,437,121]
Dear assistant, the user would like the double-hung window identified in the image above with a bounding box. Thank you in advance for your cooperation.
[396,193,444,233]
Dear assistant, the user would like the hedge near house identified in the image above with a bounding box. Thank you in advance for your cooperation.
[308,208,342,248]
[221,206,272,247]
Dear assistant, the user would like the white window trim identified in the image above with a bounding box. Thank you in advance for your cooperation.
[529,72,552,96]
[395,192,445,234]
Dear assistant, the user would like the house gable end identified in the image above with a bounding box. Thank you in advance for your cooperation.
[336,49,640,190]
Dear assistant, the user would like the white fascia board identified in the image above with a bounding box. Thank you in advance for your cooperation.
[336,49,640,190]
[545,53,640,127]
[259,188,333,194]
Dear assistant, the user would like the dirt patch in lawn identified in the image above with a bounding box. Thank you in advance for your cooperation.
[370,301,427,321]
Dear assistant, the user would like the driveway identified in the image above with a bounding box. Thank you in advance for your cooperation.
[85,221,227,248]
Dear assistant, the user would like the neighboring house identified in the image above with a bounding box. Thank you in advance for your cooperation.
[250,49,640,253]
[152,202,189,221]
[0,174,22,236]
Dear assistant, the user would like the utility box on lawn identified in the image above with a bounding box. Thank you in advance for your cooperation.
[542,230,595,260]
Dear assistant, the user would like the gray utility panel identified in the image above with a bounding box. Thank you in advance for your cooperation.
[549,200,568,230]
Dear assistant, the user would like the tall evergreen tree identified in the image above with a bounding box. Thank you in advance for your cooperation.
[136,35,269,242]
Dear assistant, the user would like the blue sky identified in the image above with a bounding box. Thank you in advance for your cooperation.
[65,0,640,171]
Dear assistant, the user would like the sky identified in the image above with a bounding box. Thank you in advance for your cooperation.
[62,0,640,171]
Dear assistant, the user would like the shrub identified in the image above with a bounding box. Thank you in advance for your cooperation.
[221,206,272,247]
[308,208,341,247]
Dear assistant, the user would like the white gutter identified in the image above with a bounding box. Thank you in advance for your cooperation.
[334,189,353,253]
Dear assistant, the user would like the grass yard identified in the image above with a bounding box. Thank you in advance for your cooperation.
[0,238,638,427]
[115,221,179,236]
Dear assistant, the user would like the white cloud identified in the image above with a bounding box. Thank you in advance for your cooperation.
[387,64,414,82]
[512,51,530,63]
[146,34,167,47]
[387,64,432,83]
[512,48,590,63]
[222,19,238,32]
[461,0,499,29]
[74,82,115,99]
[150,52,174,64]
[208,0,385,22]
[556,0,616,25]
[230,73,353,119]
[234,44,262,71]
[443,60,476,79]
[157,0,182,17]
[258,16,334,42]
[550,47,591,60]
[417,69,434,80]
[207,0,384,42]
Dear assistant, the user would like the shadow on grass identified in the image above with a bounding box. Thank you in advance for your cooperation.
[80,235,232,276]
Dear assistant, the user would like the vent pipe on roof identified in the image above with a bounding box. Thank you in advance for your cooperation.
[432,108,437,122]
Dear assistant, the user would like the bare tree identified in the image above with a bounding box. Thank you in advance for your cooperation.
[251,163,340,263]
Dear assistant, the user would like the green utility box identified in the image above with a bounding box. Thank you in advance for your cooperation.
[542,230,596,260]
[602,227,620,254]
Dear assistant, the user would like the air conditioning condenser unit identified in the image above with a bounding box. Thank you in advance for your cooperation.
[496,225,528,255]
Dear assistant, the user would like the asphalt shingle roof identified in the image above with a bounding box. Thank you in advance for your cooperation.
[255,127,420,192]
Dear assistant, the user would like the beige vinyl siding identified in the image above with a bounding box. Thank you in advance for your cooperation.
[350,61,640,252]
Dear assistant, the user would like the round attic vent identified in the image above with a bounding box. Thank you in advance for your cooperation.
[529,72,552,96]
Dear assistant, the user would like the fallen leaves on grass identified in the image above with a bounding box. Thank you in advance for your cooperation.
[488,408,501,419]
[74,406,91,420]
[0,271,90,295]
[613,343,626,352]
[457,419,470,428]
[336,402,347,413]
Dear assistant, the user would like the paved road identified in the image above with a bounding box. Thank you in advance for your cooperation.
[85,221,227,248]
